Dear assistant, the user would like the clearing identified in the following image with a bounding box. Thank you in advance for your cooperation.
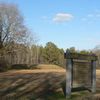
[0,64,100,100]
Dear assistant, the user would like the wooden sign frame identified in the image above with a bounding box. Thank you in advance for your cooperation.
[64,51,98,97]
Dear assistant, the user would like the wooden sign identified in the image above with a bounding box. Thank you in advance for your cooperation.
[64,51,98,97]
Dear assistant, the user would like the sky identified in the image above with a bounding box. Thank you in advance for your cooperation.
[0,0,100,50]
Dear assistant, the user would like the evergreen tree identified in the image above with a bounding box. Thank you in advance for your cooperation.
[43,42,60,65]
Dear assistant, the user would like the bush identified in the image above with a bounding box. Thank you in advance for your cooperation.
[11,64,29,69]
[29,64,38,69]
[0,59,10,72]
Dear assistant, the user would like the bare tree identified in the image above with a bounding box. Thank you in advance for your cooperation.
[0,3,30,49]
[0,3,38,70]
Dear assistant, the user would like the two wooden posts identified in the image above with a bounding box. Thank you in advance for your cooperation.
[64,51,98,97]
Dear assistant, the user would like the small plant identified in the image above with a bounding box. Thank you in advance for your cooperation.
[11,64,29,69]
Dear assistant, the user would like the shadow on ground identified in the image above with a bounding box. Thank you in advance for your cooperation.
[0,69,100,100]
[0,70,66,100]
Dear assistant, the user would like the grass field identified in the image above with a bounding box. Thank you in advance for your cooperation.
[0,64,100,100]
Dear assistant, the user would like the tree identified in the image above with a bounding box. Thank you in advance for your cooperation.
[38,46,44,64]
[93,45,100,68]
[0,3,30,49]
[0,3,37,71]
[43,42,61,65]
[80,50,91,54]
[58,48,65,67]
[66,47,76,53]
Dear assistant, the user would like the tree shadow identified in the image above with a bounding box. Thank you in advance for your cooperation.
[0,70,65,99]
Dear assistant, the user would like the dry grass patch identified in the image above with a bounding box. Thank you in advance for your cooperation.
[0,65,66,99]
[0,65,100,100]
[34,64,64,69]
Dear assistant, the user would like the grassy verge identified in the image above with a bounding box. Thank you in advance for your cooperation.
[43,91,100,100]
[40,92,65,100]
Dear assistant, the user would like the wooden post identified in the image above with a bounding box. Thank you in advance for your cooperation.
[66,59,73,97]
[91,60,96,93]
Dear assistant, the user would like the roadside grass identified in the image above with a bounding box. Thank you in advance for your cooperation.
[43,91,100,100]
[42,91,86,100]
[46,94,65,100]
[40,92,66,100]
[3,91,99,100]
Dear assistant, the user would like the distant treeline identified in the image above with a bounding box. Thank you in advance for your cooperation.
[0,42,91,65]
[0,42,65,67]
[1,41,100,70]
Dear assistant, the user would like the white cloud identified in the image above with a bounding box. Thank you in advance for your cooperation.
[53,13,73,23]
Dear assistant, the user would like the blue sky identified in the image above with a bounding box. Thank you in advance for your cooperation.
[0,0,100,50]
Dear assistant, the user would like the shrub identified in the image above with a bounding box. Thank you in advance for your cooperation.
[0,59,10,72]
[29,64,38,69]
[11,64,29,69]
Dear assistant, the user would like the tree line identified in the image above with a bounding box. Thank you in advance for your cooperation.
[1,40,100,70]
[0,42,65,66]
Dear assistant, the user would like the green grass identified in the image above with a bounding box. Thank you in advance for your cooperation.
[4,91,99,100]
[41,91,99,100]
[68,93,88,100]
[67,92,90,100]
[42,92,66,100]
[40,92,82,100]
